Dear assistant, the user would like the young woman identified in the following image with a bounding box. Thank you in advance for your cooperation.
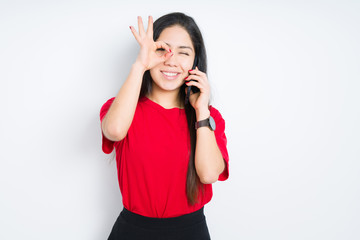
[100,12,229,240]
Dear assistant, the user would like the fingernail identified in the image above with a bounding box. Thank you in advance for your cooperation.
[129,26,131,29]
[169,49,172,53]
[188,69,193,72]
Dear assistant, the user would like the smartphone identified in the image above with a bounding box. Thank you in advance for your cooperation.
[188,56,200,93]
[185,56,200,104]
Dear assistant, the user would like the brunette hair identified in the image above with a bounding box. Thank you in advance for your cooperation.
[139,12,208,205]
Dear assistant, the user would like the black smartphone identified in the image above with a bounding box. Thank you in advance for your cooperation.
[188,56,200,93]
[185,57,199,104]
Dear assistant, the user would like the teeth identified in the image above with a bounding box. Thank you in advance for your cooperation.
[163,72,178,76]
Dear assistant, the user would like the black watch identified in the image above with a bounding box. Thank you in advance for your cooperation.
[195,116,216,131]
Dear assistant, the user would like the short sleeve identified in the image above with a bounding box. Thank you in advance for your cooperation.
[209,106,229,181]
[100,97,116,154]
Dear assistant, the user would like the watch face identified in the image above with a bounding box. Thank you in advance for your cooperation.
[209,116,216,131]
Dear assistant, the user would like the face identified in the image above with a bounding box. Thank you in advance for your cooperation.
[150,25,195,92]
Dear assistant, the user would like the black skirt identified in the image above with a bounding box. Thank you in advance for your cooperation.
[108,207,211,240]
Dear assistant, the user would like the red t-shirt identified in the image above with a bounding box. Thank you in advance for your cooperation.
[100,96,229,218]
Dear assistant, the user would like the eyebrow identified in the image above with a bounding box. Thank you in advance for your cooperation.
[165,42,193,52]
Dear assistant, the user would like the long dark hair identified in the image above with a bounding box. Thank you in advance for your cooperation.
[139,12,208,205]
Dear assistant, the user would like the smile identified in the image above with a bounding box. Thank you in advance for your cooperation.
[161,71,180,80]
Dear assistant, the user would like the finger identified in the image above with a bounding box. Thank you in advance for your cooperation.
[185,78,208,94]
[138,16,145,35]
[155,41,171,53]
[129,25,141,43]
[147,16,153,36]
[185,74,204,84]
[185,80,202,90]
[188,69,208,86]
[159,51,174,63]
[188,67,206,77]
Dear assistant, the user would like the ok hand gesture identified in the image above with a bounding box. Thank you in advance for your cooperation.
[129,16,173,70]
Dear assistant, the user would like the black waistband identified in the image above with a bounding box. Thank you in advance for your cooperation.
[120,207,205,229]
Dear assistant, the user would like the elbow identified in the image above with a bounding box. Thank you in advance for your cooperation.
[102,122,126,142]
[196,156,225,184]
[198,172,219,184]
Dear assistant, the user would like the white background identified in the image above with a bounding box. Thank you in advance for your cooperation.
[1,0,359,239]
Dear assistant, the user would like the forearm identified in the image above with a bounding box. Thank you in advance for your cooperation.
[194,109,225,184]
[102,62,146,141]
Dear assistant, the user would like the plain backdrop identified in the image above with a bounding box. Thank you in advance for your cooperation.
[1,0,359,239]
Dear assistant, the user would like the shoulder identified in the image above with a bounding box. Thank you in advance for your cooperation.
[101,97,147,112]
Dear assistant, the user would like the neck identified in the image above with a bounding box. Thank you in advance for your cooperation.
[147,84,184,109]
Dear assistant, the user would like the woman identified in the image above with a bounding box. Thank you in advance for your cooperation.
[100,12,229,240]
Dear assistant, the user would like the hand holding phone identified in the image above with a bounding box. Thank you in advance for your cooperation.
[185,57,199,104]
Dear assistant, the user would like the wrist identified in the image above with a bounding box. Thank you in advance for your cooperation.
[196,108,210,121]
[132,61,148,73]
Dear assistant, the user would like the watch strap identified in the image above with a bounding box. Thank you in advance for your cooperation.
[195,116,216,131]
[195,118,210,129]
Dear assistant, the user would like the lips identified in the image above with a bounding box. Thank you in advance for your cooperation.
[161,71,180,80]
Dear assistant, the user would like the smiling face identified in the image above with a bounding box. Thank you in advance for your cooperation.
[149,25,195,93]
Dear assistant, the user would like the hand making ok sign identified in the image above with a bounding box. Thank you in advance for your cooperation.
[129,16,173,70]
